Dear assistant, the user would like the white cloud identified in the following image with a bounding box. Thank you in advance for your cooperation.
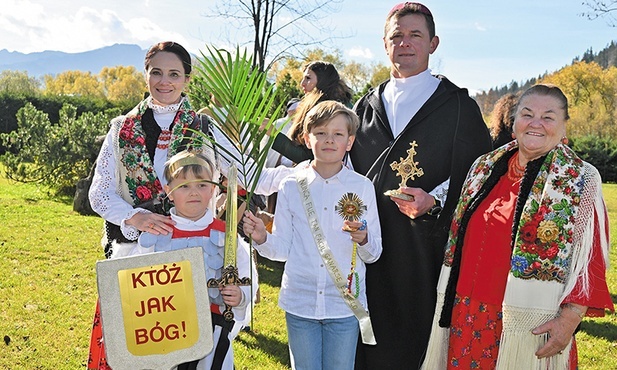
[474,22,487,32]
[0,0,47,52]
[347,47,374,60]
[0,2,193,53]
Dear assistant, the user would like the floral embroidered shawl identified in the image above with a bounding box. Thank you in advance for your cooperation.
[111,96,201,206]
[444,142,585,284]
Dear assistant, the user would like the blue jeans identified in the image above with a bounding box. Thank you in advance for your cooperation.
[286,312,359,370]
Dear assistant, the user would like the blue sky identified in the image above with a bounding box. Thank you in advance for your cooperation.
[1,0,615,94]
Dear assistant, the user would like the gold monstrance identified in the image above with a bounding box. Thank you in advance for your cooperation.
[336,193,367,226]
[383,141,424,201]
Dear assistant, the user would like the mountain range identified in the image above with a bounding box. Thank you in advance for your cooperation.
[0,44,146,77]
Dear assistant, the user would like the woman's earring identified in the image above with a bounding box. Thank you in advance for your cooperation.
[561,137,569,145]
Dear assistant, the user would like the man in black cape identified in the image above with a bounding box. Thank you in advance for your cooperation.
[350,3,492,369]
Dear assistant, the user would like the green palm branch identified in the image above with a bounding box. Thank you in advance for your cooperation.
[190,45,285,204]
[190,46,286,329]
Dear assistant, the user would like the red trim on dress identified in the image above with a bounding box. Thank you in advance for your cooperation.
[171,219,226,238]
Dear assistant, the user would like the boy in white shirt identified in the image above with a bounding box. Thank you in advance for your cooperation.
[243,101,382,370]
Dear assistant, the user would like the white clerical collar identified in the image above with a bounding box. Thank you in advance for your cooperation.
[383,68,440,138]
[388,69,435,90]
[170,208,214,231]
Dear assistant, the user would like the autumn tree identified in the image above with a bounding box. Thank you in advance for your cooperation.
[43,70,105,99]
[369,62,391,88]
[0,70,41,95]
[302,48,346,70]
[269,57,303,88]
[269,48,343,88]
[210,0,345,71]
[542,61,617,138]
[99,66,146,104]
[341,61,370,97]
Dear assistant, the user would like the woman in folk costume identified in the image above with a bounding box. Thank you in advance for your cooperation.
[89,41,216,259]
[87,41,217,369]
[421,84,614,370]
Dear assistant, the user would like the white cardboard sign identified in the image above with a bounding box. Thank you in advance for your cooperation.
[97,247,213,370]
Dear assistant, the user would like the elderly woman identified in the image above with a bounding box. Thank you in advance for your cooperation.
[422,84,613,369]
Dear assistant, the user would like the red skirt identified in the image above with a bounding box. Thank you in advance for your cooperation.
[87,300,112,370]
[447,295,502,369]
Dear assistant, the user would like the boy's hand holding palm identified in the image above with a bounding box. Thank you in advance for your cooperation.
[242,211,267,244]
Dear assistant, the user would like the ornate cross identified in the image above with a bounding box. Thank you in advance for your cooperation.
[390,141,424,187]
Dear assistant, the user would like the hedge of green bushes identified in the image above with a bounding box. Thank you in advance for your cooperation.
[1,100,616,198]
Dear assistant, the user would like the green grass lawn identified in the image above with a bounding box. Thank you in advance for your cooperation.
[0,176,615,369]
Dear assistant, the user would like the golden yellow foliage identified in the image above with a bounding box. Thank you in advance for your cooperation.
[42,66,145,104]
[100,66,146,103]
[43,70,105,98]
[542,62,617,138]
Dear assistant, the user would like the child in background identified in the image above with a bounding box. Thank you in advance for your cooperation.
[132,150,257,370]
[243,101,382,370]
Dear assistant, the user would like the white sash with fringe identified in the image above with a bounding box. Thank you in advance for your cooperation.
[296,175,376,345]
